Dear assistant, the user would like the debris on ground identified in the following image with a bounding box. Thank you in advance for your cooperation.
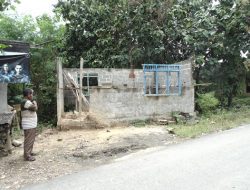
[0,126,179,190]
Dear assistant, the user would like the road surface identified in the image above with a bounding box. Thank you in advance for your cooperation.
[22,125,250,190]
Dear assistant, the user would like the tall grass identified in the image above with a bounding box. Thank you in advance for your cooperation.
[172,96,250,138]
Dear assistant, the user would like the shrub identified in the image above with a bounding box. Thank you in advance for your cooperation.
[196,92,219,114]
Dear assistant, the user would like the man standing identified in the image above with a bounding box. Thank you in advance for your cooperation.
[21,88,38,161]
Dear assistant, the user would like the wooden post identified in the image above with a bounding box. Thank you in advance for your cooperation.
[57,57,64,127]
[79,58,83,115]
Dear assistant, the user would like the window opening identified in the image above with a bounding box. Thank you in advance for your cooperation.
[143,64,182,96]
[78,73,98,97]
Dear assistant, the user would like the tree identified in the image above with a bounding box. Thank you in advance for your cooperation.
[170,0,250,106]
[0,14,37,41]
[57,0,250,107]
[0,0,19,11]
[0,0,20,53]
[0,13,65,123]
[30,15,65,122]
[56,0,175,68]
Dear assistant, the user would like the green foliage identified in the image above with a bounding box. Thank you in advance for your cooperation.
[1,13,65,124]
[36,122,54,134]
[196,92,219,114]
[178,0,250,106]
[232,95,250,107]
[0,43,10,53]
[57,0,250,107]
[0,0,19,11]
[1,0,249,125]
[130,119,150,127]
[172,96,250,138]
[56,0,181,68]
[30,16,65,123]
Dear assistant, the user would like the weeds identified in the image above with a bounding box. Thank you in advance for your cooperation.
[131,119,151,127]
[172,105,250,139]
[12,122,55,139]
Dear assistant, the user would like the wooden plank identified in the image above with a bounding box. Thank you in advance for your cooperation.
[63,70,90,111]
[79,58,83,115]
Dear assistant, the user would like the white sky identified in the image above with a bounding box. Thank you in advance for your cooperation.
[8,0,58,18]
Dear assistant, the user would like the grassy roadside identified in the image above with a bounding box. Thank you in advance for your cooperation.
[172,96,250,138]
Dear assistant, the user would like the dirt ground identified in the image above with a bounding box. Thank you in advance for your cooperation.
[0,125,179,190]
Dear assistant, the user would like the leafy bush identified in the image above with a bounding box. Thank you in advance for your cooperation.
[196,92,219,114]
[232,95,250,107]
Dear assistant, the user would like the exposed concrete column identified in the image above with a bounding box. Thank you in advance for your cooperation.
[57,57,64,127]
[0,83,8,113]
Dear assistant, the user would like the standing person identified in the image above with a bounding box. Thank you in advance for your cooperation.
[21,88,38,161]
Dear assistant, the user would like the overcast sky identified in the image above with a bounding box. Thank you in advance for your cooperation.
[9,0,219,18]
[9,0,58,17]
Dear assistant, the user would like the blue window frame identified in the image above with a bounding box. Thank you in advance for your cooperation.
[143,64,182,96]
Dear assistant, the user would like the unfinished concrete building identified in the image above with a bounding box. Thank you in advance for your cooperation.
[57,58,195,129]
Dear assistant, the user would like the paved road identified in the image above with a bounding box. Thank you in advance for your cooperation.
[23,125,250,190]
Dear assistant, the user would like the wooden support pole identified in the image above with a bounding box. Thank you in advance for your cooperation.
[79,58,83,115]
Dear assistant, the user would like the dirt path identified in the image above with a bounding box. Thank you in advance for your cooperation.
[0,125,179,190]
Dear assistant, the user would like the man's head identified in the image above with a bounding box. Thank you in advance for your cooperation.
[3,64,8,72]
[15,64,22,75]
[23,88,34,100]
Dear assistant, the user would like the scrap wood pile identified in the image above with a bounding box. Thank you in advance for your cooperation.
[61,72,110,129]
[63,71,89,112]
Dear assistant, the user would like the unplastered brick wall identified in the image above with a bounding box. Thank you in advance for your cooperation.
[64,68,145,89]
[63,58,194,121]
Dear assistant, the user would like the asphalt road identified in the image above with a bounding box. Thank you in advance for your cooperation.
[22,125,250,190]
